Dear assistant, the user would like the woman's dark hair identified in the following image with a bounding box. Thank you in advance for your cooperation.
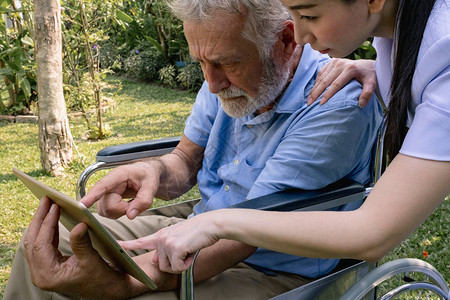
[386,0,437,158]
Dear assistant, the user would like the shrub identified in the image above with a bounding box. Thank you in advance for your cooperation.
[159,65,177,88]
[177,62,204,91]
[123,50,142,79]
[139,50,166,82]
[98,41,125,72]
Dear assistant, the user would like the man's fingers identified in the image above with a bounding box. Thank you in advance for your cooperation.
[80,167,130,208]
[69,223,100,261]
[38,203,60,247]
[126,186,155,219]
[152,250,159,264]
[80,163,157,220]
[80,180,111,208]
[24,197,54,260]
[96,193,129,219]
[26,197,52,242]
[25,201,62,286]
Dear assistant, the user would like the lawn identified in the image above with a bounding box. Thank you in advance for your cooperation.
[0,76,448,298]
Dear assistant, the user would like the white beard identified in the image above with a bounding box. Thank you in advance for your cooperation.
[217,57,290,118]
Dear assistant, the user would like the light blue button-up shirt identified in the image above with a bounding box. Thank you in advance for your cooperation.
[184,45,383,278]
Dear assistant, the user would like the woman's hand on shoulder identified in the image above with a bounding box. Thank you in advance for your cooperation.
[308,58,377,107]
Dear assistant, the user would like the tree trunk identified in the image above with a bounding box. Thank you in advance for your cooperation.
[34,0,73,176]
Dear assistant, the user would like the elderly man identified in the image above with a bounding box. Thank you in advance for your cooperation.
[4,0,382,299]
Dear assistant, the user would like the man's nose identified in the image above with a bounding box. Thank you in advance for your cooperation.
[203,63,230,94]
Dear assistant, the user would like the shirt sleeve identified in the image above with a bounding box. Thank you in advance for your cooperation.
[184,81,218,147]
[247,92,382,200]
[400,35,450,161]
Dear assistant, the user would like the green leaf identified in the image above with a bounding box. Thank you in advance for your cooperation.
[0,68,13,76]
[144,36,163,54]
[0,1,12,13]
[6,61,21,72]
[116,10,133,23]
[20,78,31,100]
[21,36,34,47]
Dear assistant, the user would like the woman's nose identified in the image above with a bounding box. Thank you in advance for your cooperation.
[293,23,316,46]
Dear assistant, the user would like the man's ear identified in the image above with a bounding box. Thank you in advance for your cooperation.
[368,0,387,14]
[279,20,297,62]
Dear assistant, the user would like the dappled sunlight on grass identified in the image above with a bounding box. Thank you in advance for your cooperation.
[0,76,197,297]
[379,196,449,281]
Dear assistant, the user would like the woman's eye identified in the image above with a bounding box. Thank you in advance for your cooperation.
[300,15,317,21]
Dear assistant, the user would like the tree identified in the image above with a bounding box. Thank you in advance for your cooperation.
[34,0,73,175]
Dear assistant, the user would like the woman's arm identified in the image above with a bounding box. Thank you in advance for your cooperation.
[220,154,449,262]
[122,154,449,273]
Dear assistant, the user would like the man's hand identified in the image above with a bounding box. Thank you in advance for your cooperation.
[81,135,204,220]
[24,197,143,299]
[307,58,377,107]
[81,161,163,220]
[25,197,180,299]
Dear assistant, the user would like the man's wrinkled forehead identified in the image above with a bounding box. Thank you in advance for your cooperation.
[182,10,247,40]
[183,13,252,61]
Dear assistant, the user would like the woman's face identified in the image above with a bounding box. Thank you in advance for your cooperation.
[281,0,378,57]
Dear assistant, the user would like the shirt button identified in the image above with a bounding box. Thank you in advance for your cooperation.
[234,159,239,165]
[247,124,253,128]
[224,185,230,191]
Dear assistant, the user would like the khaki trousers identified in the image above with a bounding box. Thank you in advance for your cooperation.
[4,201,311,299]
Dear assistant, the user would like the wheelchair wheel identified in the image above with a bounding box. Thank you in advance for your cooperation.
[339,258,449,300]
[378,282,448,299]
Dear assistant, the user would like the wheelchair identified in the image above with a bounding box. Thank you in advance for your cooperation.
[76,134,449,300]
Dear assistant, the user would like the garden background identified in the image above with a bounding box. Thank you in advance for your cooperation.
[1,0,448,298]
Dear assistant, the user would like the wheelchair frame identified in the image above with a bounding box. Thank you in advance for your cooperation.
[75,135,449,300]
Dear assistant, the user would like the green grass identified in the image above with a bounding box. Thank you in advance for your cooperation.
[0,76,448,298]
[0,76,198,297]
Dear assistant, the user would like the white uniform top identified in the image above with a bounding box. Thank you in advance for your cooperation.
[373,0,450,161]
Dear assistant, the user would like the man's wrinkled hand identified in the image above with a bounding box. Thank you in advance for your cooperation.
[24,197,138,299]
[80,161,161,220]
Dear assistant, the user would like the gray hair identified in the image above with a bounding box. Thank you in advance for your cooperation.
[167,0,291,60]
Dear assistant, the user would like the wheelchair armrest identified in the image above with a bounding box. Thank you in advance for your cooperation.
[230,179,366,212]
[96,136,180,163]
[76,136,180,199]
[181,180,367,300]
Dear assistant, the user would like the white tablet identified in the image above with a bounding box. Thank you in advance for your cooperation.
[13,168,157,290]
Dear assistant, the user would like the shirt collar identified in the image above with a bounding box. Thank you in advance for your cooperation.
[237,44,329,124]
[274,44,327,113]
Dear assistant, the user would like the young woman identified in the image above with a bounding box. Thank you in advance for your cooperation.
[120,0,450,274]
